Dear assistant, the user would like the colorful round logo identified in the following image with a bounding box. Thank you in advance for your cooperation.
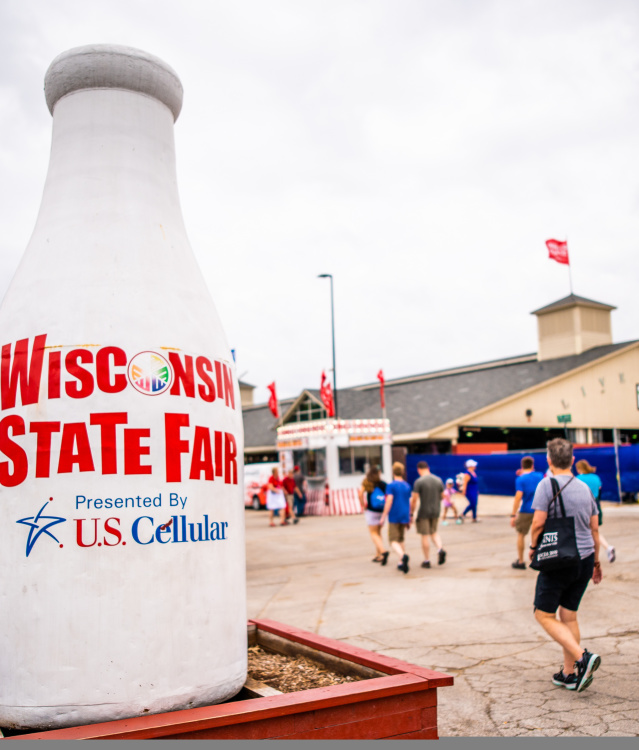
[127,351,174,396]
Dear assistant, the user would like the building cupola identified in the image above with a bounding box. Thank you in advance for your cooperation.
[531,294,615,361]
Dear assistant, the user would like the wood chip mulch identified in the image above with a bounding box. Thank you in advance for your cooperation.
[247,645,364,693]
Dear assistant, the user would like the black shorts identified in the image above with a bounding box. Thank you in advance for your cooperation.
[534,554,595,613]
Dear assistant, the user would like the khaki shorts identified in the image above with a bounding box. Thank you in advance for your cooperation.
[388,523,407,544]
[416,517,439,535]
[515,512,534,535]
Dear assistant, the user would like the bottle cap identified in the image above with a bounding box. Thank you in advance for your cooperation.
[44,43,183,120]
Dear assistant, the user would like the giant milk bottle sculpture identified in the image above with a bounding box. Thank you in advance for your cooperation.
[0,45,247,730]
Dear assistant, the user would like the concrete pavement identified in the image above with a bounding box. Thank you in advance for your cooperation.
[245,497,639,737]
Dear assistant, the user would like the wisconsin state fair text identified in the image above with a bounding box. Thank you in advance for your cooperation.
[0,335,239,487]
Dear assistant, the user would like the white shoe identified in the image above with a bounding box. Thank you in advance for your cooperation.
[442,521,449,526]
[607,547,616,563]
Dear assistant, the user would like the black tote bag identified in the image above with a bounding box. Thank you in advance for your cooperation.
[530,477,580,571]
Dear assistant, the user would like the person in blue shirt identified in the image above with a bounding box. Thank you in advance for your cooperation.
[576,460,615,563]
[460,459,480,521]
[379,462,412,574]
[510,456,544,569]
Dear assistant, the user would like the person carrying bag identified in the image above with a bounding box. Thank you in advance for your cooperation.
[529,438,602,693]
[358,467,389,564]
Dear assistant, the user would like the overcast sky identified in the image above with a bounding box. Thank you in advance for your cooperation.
[1,0,638,405]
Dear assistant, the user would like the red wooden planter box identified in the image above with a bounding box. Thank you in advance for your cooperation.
[3,618,453,741]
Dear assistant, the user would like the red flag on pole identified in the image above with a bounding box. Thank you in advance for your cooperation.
[320,370,335,417]
[267,382,279,418]
[377,369,385,409]
[546,239,570,265]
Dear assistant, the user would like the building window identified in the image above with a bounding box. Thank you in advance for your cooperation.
[244,452,278,464]
[590,429,614,444]
[293,449,326,479]
[339,448,353,475]
[288,398,327,423]
[568,428,588,445]
[338,445,382,476]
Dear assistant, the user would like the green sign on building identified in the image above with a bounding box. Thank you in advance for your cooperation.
[557,414,572,424]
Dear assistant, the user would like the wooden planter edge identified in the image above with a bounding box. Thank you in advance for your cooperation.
[251,618,455,688]
[4,620,453,741]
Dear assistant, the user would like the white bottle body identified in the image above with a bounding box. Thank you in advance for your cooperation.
[0,54,246,731]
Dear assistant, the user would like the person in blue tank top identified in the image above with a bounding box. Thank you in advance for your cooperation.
[576,460,615,563]
[460,459,480,522]
[379,462,412,574]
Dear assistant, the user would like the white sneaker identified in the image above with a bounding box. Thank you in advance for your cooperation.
[607,547,616,563]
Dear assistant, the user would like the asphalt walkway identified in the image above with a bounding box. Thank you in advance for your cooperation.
[245,496,639,737]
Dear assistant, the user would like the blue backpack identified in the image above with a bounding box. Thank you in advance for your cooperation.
[369,486,386,512]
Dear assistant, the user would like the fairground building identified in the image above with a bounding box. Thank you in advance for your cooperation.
[242,295,639,513]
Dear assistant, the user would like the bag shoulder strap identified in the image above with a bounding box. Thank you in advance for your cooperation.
[549,475,575,518]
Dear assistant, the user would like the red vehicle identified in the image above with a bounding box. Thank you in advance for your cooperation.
[244,462,279,510]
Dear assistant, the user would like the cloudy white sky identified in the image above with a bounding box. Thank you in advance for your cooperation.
[1,0,638,405]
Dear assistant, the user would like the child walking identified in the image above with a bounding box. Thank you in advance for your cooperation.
[442,478,462,525]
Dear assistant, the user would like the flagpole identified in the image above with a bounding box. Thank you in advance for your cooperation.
[377,370,386,421]
[382,386,387,420]
[267,382,280,423]
[318,274,338,419]
[566,236,574,295]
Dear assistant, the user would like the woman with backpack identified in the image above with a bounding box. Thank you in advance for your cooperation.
[358,466,389,565]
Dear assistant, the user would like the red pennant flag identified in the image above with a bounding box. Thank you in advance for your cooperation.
[546,239,569,265]
[377,369,385,409]
[266,382,279,418]
[320,371,335,417]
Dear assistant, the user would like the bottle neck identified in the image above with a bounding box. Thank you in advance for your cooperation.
[37,88,183,230]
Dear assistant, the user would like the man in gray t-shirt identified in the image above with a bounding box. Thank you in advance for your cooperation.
[529,438,602,694]
[410,461,446,568]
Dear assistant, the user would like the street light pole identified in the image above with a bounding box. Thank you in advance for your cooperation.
[318,273,338,419]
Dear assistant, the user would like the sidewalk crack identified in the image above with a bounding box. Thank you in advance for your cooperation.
[314,580,337,634]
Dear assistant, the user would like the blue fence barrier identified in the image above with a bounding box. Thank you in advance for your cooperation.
[406,445,639,502]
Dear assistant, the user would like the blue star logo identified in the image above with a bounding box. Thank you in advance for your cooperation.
[17,501,66,557]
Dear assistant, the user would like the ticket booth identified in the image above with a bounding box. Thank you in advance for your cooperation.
[277,417,392,515]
